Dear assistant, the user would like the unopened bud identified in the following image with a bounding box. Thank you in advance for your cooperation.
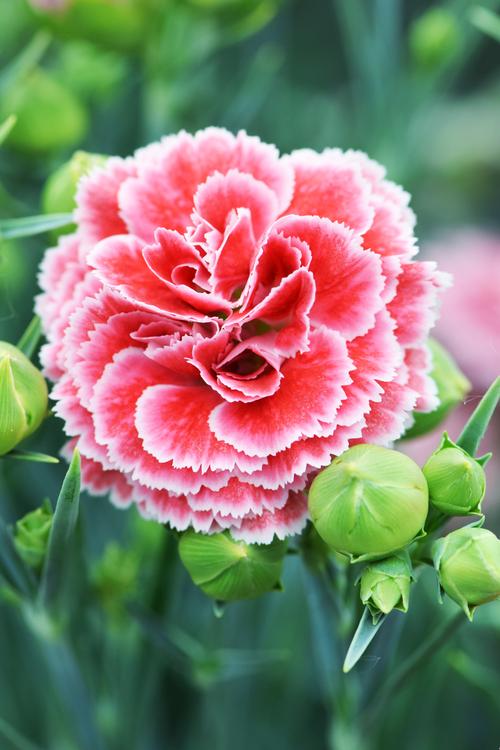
[0,342,48,455]
[360,552,412,619]
[308,445,429,561]
[433,527,500,619]
[13,500,53,570]
[178,530,286,601]
[423,434,486,516]
[43,150,107,217]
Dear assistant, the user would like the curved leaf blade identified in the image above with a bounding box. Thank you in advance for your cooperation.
[0,213,74,240]
[343,607,387,673]
[39,449,81,610]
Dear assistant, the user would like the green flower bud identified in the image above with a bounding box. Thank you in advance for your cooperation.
[178,530,286,601]
[13,500,53,570]
[359,552,412,619]
[92,542,139,617]
[30,0,150,53]
[187,0,281,37]
[308,444,429,561]
[423,434,486,516]
[433,527,500,619]
[402,339,470,440]
[0,68,87,154]
[42,150,107,233]
[0,342,48,455]
[410,8,461,71]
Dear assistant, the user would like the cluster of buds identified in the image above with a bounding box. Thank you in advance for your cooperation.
[307,424,499,621]
[0,342,48,456]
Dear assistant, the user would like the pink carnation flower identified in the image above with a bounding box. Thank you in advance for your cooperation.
[37,128,448,543]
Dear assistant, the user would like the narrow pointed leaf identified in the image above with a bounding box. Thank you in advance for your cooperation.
[5,449,59,464]
[343,607,387,673]
[39,449,81,609]
[457,377,500,457]
[0,213,74,240]
[17,316,42,360]
[0,115,16,146]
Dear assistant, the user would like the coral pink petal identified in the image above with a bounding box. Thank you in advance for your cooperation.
[336,309,402,428]
[231,491,308,544]
[136,380,265,473]
[275,215,384,340]
[209,327,352,457]
[284,149,373,233]
[76,157,137,245]
[88,234,214,321]
[143,229,231,314]
[186,477,288,518]
[388,261,451,346]
[194,169,279,240]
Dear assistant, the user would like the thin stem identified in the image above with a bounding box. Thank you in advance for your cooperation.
[364,610,465,728]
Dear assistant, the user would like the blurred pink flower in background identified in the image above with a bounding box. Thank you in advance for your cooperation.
[401,229,500,503]
[431,230,500,390]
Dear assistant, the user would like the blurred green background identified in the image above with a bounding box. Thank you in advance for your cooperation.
[0,1,499,749]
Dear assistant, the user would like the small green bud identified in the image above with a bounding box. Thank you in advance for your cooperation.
[92,542,139,616]
[433,527,500,619]
[0,342,48,455]
[402,339,470,440]
[0,68,87,154]
[423,434,486,516]
[13,500,53,570]
[42,150,108,217]
[308,444,429,561]
[178,530,286,601]
[359,552,412,619]
[410,8,461,71]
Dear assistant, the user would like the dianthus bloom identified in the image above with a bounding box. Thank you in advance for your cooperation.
[37,128,448,542]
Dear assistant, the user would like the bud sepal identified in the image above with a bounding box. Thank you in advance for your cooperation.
[359,551,413,622]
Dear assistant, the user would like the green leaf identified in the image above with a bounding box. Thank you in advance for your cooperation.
[5,449,59,464]
[343,607,387,673]
[470,5,500,43]
[17,316,42,360]
[457,377,500,457]
[0,115,16,146]
[39,449,81,610]
[0,213,74,240]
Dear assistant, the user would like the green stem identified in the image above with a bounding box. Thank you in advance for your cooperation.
[457,377,500,457]
[364,610,465,728]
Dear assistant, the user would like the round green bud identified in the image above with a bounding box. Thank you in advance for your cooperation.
[308,444,429,561]
[402,339,470,440]
[433,527,500,619]
[178,530,286,601]
[30,0,150,53]
[410,8,461,71]
[13,500,53,570]
[360,552,412,618]
[0,68,87,154]
[186,0,281,37]
[92,542,139,617]
[423,438,486,516]
[0,342,48,456]
[42,150,107,234]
